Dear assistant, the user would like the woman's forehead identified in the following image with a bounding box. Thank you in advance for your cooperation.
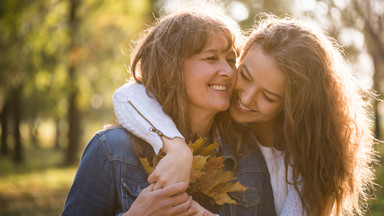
[204,31,233,52]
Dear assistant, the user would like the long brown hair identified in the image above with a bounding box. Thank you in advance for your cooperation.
[242,15,377,215]
[128,5,243,158]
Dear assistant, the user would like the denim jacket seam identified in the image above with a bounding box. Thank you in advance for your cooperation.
[108,158,144,168]
[97,129,143,167]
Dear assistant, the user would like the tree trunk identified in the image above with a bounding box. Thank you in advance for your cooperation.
[1,99,9,156]
[55,118,61,150]
[65,0,81,165]
[28,120,40,148]
[374,101,380,139]
[12,87,23,163]
[66,89,80,164]
[372,54,383,140]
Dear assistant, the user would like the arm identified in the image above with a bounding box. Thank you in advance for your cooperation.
[124,182,197,216]
[125,184,216,216]
[112,83,184,154]
[113,83,193,189]
[63,135,121,215]
[63,133,195,216]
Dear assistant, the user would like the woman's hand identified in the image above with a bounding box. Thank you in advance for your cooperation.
[123,182,197,216]
[175,200,215,216]
[148,137,193,190]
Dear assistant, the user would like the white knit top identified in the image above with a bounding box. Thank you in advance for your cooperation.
[257,143,304,215]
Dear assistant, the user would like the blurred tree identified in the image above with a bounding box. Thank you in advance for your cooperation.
[0,0,67,162]
[63,0,154,164]
[351,0,384,139]
[0,0,40,162]
[0,0,154,164]
[0,101,9,156]
[21,0,69,150]
[233,0,292,28]
[304,0,384,139]
[65,0,82,165]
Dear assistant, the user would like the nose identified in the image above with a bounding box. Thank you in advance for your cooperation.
[218,60,235,78]
[238,83,256,106]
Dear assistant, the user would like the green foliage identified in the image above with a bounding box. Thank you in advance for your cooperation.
[0,0,153,151]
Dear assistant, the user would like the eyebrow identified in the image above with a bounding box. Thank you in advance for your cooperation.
[242,64,283,99]
[203,47,235,54]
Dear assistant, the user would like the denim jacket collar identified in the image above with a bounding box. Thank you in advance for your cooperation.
[213,126,237,171]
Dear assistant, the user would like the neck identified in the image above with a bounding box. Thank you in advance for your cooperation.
[189,110,215,139]
[249,121,277,147]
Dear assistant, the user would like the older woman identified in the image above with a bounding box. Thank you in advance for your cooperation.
[63,5,275,216]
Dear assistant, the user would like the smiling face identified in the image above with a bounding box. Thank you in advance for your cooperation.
[229,45,285,124]
[184,33,237,119]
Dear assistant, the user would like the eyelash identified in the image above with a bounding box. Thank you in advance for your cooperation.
[205,56,218,61]
[239,69,251,82]
[239,70,276,103]
[262,92,275,103]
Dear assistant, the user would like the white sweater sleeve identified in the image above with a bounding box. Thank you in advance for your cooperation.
[112,83,184,154]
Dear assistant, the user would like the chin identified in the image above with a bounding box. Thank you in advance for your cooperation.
[229,109,248,123]
[214,102,230,112]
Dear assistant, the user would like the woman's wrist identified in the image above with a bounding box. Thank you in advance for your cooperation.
[162,137,191,155]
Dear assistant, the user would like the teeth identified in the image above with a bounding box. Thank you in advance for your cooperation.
[238,99,254,112]
[209,85,227,91]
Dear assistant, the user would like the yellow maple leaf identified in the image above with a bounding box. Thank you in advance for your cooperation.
[189,137,206,154]
[139,157,155,174]
[139,138,248,205]
[192,155,209,170]
[200,142,219,156]
[190,170,205,184]
[207,192,238,205]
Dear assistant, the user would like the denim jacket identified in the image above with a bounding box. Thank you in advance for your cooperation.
[62,126,275,216]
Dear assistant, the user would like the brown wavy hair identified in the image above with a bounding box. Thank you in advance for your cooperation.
[128,5,243,158]
[241,15,377,215]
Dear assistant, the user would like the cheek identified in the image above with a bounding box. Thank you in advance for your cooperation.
[259,102,282,117]
[183,76,198,100]
[235,76,245,90]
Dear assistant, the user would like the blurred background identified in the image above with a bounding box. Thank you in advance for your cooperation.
[0,0,383,215]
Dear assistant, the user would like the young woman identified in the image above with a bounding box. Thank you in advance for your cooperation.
[63,6,276,216]
[113,15,377,215]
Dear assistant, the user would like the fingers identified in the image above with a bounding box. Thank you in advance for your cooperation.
[153,181,164,190]
[148,171,169,189]
[158,182,189,197]
[202,212,214,216]
[147,171,157,184]
[141,183,155,193]
[170,195,197,216]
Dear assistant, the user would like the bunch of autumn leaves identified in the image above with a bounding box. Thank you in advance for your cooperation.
[139,138,248,205]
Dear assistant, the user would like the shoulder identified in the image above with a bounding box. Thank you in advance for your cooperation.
[95,125,132,143]
[84,125,141,166]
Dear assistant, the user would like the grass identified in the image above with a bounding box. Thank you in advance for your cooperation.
[0,147,77,216]
[0,144,383,216]
[368,143,384,216]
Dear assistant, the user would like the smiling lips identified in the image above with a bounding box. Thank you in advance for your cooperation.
[237,97,256,112]
[208,84,228,91]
